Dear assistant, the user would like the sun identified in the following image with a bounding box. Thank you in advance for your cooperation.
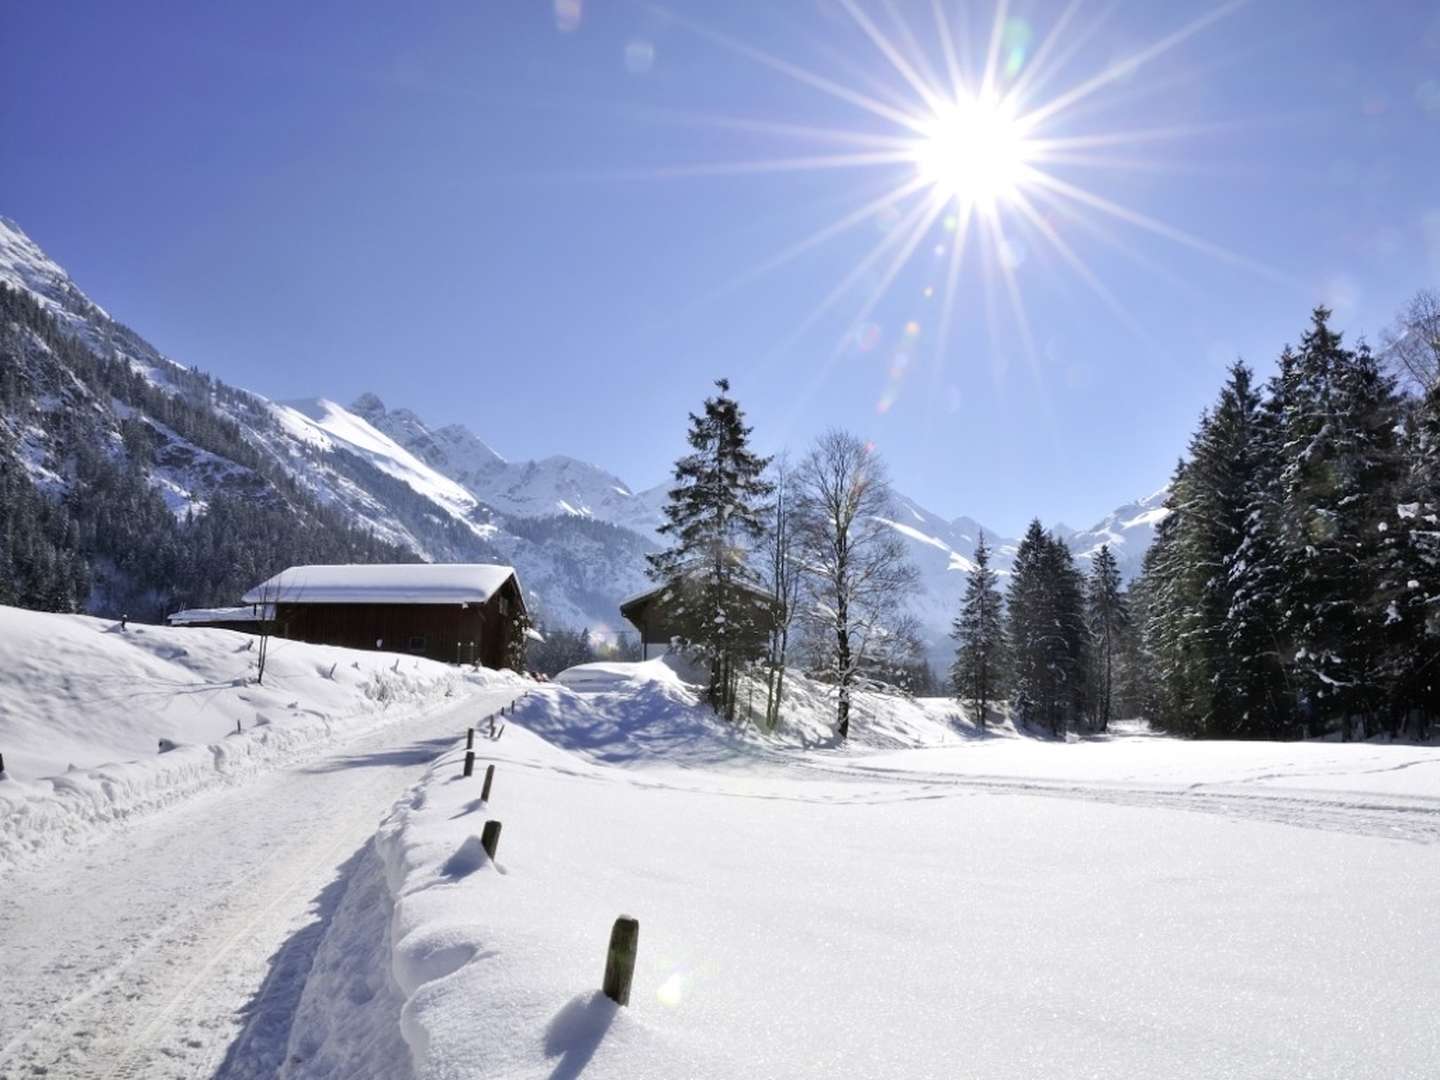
[911,94,1032,207]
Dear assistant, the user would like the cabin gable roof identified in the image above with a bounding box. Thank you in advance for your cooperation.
[242,563,521,607]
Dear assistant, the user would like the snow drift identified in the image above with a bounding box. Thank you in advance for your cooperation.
[0,605,523,869]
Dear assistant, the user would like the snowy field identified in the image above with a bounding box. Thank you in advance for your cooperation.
[2,623,1438,1079]
[300,660,1440,1080]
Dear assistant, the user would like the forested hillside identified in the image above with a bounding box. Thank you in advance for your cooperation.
[0,284,412,617]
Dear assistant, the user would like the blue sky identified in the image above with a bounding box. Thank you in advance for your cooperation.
[3,1,1438,535]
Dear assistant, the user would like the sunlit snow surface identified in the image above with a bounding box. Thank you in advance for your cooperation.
[290,659,1440,1080]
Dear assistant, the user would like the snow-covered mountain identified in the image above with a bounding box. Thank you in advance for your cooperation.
[0,216,652,632]
[352,393,669,537]
[0,212,1166,652]
[1060,487,1172,578]
[871,489,1168,661]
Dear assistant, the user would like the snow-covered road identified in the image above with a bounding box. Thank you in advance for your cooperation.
[0,686,520,1080]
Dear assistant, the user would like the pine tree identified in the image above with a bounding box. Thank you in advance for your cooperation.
[1277,310,1403,738]
[1225,357,1294,738]
[1136,460,1204,735]
[1086,544,1127,730]
[647,378,773,716]
[1005,520,1049,731]
[1044,533,1092,732]
[1374,381,1440,736]
[1006,522,1089,735]
[950,531,1006,728]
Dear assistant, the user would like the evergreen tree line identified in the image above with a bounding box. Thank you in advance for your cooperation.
[950,527,1128,736]
[525,625,642,677]
[1,283,414,621]
[1119,305,1440,740]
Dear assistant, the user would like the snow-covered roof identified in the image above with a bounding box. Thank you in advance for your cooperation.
[166,605,267,625]
[619,577,773,610]
[241,564,518,606]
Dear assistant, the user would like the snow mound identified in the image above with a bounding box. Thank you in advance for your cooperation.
[0,605,522,870]
[536,656,988,764]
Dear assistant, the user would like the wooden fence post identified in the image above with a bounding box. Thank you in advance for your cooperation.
[481,763,495,802]
[603,916,639,1006]
[463,750,475,777]
[466,728,475,750]
[488,715,496,738]
[0,751,6,774]
[481,819,502,860]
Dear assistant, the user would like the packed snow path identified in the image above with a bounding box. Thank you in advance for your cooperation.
[0,686,521,1080]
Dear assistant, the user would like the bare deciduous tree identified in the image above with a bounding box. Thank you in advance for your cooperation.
[794,430,918,740]
[1382,289,1440,394]
[760,457,802,730]
[253,580,280,685]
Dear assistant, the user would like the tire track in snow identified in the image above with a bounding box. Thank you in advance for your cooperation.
[0,688,523,1080]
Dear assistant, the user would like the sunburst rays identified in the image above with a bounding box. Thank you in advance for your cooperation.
[627,0,1273,417]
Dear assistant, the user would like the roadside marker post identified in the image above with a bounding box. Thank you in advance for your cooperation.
[603,916,639,1006]
[481,819,502,860]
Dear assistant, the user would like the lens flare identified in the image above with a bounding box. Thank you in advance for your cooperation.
[657,971,687,1007]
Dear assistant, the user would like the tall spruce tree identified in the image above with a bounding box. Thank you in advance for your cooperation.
[1225,357,1293,738]
[1086,544,1127,730]
[1376,382,1440,735]
[1136,459,1205,735]
[950,531,1006,728]
[647,378,773,717]
[1006,521,1089,735]
[1277,310,1403,738]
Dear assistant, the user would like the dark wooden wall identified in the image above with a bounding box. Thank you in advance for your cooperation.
[267,574,526,669]
[275,600,499,666]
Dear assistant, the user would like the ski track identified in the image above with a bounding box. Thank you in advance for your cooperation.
[0,688,522,1080]
[778,758,1440,844]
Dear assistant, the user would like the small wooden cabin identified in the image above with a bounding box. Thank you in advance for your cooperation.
[241,563,526,669]
[619,577,778,660]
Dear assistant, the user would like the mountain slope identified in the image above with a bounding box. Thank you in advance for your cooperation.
[354,393,668,536]
[0,212,1166,651]
[0,217,652,630]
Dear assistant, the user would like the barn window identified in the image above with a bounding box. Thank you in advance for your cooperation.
[498,595,510,615]
[407,635,428,654]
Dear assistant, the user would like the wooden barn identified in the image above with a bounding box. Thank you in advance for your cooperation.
[241,563,527,669]
[619,577,778,660]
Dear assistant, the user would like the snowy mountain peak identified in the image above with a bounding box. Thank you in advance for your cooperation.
[349,391,388,423]
[350,395,667,534]
[351,393,507,475]
[0,216,110,329]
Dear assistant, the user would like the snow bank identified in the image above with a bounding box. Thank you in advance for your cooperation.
[0,605,523,869]
[304,715,717,1080]
[547,656,974,759]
